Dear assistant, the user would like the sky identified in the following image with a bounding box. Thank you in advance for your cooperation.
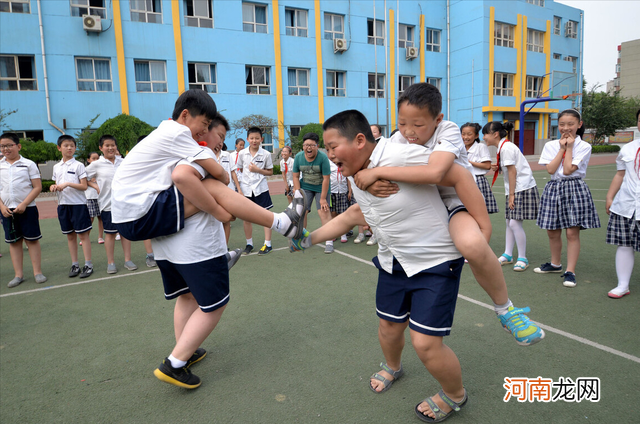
[555,0,640,91]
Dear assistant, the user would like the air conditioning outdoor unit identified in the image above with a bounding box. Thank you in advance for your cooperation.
[333,38,347,53]
[406,46,419,60]
[83,15,102,33]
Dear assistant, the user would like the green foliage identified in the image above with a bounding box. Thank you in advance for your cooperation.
[272,164,281,175]
[0,108,18,131]
[41,179,55,192]
[290,123,324,154]
[582,86,633,144]
[591,145,620,154]
[19,138,61,163]
[230,114,277,138]
[76,114,154,160]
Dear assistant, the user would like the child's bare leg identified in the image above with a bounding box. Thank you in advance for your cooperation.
[120,236,132,262]
[547,229,563,265]
[67,233,78,263]
[174,293,199,342]
[105,233,117,264]
[309,204,366,244]
[24,240,43,276]
[243,220,253,240]
[370,319,408,392]
[172,165,232,222]
[97,216,104,239]
[143,239,153,255]
[412,331,465,419]
[565,226,581,274]
[9,240,24,278]
[222,222,231,244]
[171,301,227,361]
[78,231,92,261]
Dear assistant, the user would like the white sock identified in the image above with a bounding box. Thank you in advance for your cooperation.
[246,238,253,246]
[326,240,333,246]
[265,240,271,247]
[168,354,187,368]
[551,262,562,268]
[615,246,635,291]
[301,236,313,248]
[271,212,292,235]
[85,260,92,267]
[494,299,514,316]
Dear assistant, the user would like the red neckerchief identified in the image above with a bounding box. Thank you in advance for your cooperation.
[284,160,288,176]
[491,139,509,187]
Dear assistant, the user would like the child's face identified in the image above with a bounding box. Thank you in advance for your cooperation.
[323,128,365,177]
[57,140,76,159]
[182,110,212,141]
[100,139,118,160]
[236,140,245,151]
[397,103,443,146]
[482,131,501,146]
[370,125,381,138]
[461,127,477,147]
[247,132,262,150]
[0,138,21,161]
[558,115,582,139]
[281,147,291,160]
[88,153,99,163]
[204,124,227,153]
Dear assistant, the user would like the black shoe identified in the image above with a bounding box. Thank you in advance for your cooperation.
[68,264,80,278]
[153,358,201,389]
[186,348,207,368]
[79,265,93,278]
[242,244,253,255]
[257,245,272,255]
[346,230,354,237]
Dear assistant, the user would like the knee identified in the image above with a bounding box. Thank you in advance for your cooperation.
[566,228,580,242]
[379,320,405,339]
[453,232,486,259]
[411,334,441,354]
[171,165,199,186]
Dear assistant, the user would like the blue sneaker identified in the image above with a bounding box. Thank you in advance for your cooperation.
[290,229,310,252]
[499,306,545,346]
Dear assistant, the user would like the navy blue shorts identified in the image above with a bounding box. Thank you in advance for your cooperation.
[374,256,464,337]
[2,206,42,243]
[100,210,118,234]
[246,190,273,210]
[57,204,92,234]
[115,186,184,241]
[157,255,230,313]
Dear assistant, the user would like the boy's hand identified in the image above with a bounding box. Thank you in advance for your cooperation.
[49,184,57,192]
[353,168,380,191]
[13,204,26,214]
[490,164,499,172]
[56,182,67,191]
[247,163,260,173]
[0,204,12,218]
[366,180,399,198]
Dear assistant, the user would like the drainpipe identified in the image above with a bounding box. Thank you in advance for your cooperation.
[446,0,450,119]
[37,0,64,135]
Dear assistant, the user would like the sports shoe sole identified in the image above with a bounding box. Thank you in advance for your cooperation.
[227,248,242,269]
[284,190,308,239]
[153,368,202,389]
[187,348,207,368]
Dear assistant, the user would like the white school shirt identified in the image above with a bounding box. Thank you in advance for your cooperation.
[236,147,272,196]
[610,139,640,221]
[538,136,592,180]
[214,150,235,190]
[497,139,537,193]
[85,183,99,201]
[466,142,492,176]
[230,151,243,184]
[85,156,123,212]
[350,139,461,277]
[111,120,208,223]
[0,155,41,208]
[329,160,348,194]
[52,158,88,205]
[280,157,294,186]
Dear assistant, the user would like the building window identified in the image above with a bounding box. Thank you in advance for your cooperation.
[290,125,302,139]
[398,24,414,48]
[398,75,414,96]
[70,0,106,19]
[246,65,270,94]
[426,29,441,52]
[287,68,309,96]
[525,76,543,98]
[12,130,44,141]
[131,0,161,23]
[0,0,30,13]
[565,20,577,39]
[565,56,577,73]
[134,60,167,92]
[553,16,561,35]
[526,0,545,6]
[0,55,37,91]
[494,73,514,96]
[494,22,514,48]
[368,73,385,98]
[324,13,344,40]
[243,3,267,33]
[285,8,307,37]
[527,29,544,53]
[426,77,441,91]
[553,53,562,60]
[76,57,112,91]
[188,63,217,93]
[326,70,345,97]
[367,19,384,46]
[184,0,212,28]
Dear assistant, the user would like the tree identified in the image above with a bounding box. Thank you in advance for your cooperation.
[230,114,277,139]
[581,85,631,144]
[76,114,154,160]
[19,138,61,163]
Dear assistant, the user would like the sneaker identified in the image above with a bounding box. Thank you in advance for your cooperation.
[499,306,545,346]
[186,348,207,368]
[107,263,118,274]
[34,274,47,284]
[608,287,630,299]
[69,264,80,278]
[153,358,201,389]
[533,262,563,274]
[79,241,83,246]
[7,276,24,288]
[258,245,272,255]
[367,234,377,246]
[365,230,372,237]
[280,190,308,239]
[115,234,121,241]
[225,248,242,269]
[145,254,157,268]
[290,229,311,252]
[242,244,253,255]
[79,265,93,278]
[98,238,105,244]
[124,260,138,271]
[346,230,354,237]
[562,271,576,288]
[354,234,365,244]
[341,235,348,243]
[324,244,334,254]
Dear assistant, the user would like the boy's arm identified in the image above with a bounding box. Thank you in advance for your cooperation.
[172,164,233,222]
[309,203,367,244]
[292,172,301,191]
[87,179,100,193]
[13,178,42,214]
[320,175,330,210]
[0,198,12,217]
[605,170,625,215]
[193,157,230,186]
[58,178,87,191]
[247,163,273,176]
[231,171,242,195]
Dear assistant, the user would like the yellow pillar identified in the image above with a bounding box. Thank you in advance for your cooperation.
[419,14,425,82]
[314,0,324,123]
[389,9,396,130]
[171,1,185,94]
[272,0,285,148]
[112,0,129,114]
[488,7,495,108]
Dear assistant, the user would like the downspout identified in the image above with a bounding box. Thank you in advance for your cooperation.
[37,0,64,135]
[446,0,450,119]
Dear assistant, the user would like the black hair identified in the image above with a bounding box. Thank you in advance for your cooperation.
[302,132,319,144]
[171,89,217,121]
[397,82,442,119]
[558,109,585,137]
[482,121,514,138]
[461,122,482,143]
[57,134,76,147]
[281,145,292,153]
[88,151,99,158]
[235,138,245,147]
[636,108,640,120]
[99,134,117,148]
[247,127,262,137]
[323,110,375,144]
[371,124,383,134]
[136,134,147,144]
[210,113,230,132]
[0,132,19,144]
[222,143,227,151]
[390,129,399,137]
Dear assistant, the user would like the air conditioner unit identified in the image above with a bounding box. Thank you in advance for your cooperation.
[406,46,419,60]
[83,15,102,32]
[333,38,347,53]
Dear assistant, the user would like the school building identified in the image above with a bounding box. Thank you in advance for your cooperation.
[0,0,583,154]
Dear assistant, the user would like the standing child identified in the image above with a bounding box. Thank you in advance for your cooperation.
[85,152,104,245]
[51,135,93,278]
[329,160,352,245]
[534,109,600,287]
[0,132,47,288]
[604,109,640,298]
[280,146,294,204]
[461,122,499,214]
[483,121,540,272]
[230,138,245,193]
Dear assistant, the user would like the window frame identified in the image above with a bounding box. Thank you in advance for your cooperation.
[0,0,30,13]
[494,73,514,97]
[494,22,514,48]
[75,57,113,92]
[245,65,270,95]
[324,13,344,40]
[130,0,162,23]
[367,19,385,46]
[526,0,545,6]
[426,77,441,91]
[565,20,578,39]
[553,53,562,60]
[426,29,441,52]
[553,16,561,35]
[398,24,415,48]
[284,7,307,37]
[564,56,578,73]
[242,2,268,33]
[526,29,544,53]
[70,0,107,19]
[398,75,415,96]
[368,72,385,98]
[0,54,37,91]
[184,0,213,28]
[289,125,302,139]
[287,68,310,96]
[188,62,217,93]
[326,70,346,97]
[134,60,167,93]
[525,75,543,98]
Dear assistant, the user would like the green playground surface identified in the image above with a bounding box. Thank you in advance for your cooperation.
[1,163,638,424]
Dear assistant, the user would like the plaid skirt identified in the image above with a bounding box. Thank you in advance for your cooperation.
[505,186,539,221]
[536,178,601,230]
[330,193,350,214]
[475,175,499,214]
[87,199,101,218]
[606,212,639,252]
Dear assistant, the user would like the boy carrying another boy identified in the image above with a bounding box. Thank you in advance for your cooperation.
[51,135,93,278]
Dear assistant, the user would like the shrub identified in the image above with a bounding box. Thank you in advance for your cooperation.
[272,164,281,175]
[591,145,621,153]
[19,139,61,163]
[41,179,55,192]
[76,114,154,160]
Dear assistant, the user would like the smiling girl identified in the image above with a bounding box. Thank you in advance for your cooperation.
[461,122,499,214]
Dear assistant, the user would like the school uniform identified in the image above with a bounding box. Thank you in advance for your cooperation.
[537,137,600,230]
[329,160,350,214]
[467,142,499,213]
[85,156,123,233]
[495,138,539,221]
[214,150,235,190]
[52,158,92,234]
[280,157,294,197]
[236,146,273,210]
[0,155,43,243]
[230,150,243,190]
[606,139,640,252]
